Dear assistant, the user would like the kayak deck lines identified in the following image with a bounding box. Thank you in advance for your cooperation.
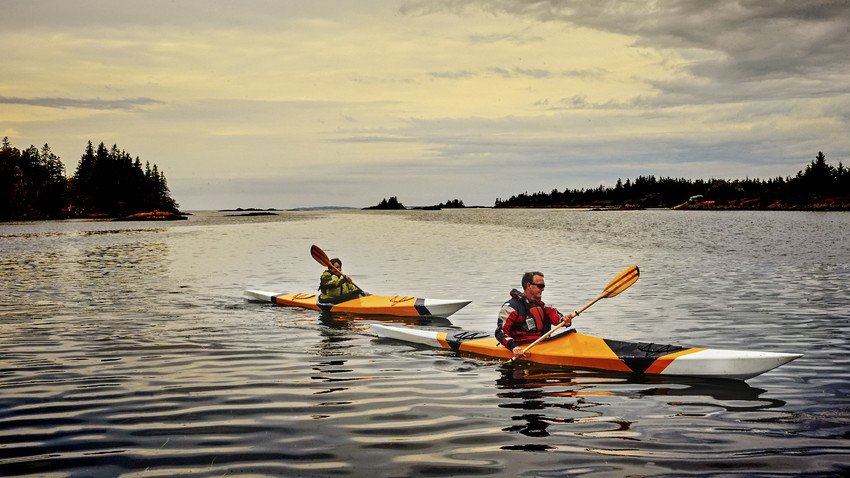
[244,290,471,318]
[369,323,802,381]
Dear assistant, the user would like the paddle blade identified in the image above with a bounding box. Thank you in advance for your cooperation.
[601,265,639,298]
[311,244,332,268]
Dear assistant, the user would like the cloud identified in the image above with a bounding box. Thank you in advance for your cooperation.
[0,96,164,111]
[429,70,477,79]
[467,29,545,45]
[401,0,850,104]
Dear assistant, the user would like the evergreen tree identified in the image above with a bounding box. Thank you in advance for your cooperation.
[66,141,180,216]
[0,138,68,218]
[0,138,21,219]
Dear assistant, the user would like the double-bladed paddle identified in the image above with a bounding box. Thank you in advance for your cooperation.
[311,244,359,288]
[507,265,640,362]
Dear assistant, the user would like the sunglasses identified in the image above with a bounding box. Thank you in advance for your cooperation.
[531,283,545,289]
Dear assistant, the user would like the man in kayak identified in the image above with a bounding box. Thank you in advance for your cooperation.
[497,271,574,359]
[318,258,367,303]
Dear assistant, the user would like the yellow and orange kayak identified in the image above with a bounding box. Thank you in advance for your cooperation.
[245,290,470,318]
[370,323,802,380]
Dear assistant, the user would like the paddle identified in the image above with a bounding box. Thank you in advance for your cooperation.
[310,244,359,289]
[507,265,640,362]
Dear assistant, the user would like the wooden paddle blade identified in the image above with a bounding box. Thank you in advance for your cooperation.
[311,244,332,268]
[601,265,639,298]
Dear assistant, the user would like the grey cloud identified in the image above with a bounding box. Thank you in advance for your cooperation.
[514,67,550,78]
[487,67,550,78]
[561,68,607,79]
[539,95,648,110]
[0,96,164,110]
[429,70,477,79]
[431,66,555,79]
[467,30,545,45]
[402,0,850,105]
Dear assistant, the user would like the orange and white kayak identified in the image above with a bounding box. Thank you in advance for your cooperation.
[245,290,470,318]
[370,323,802,380]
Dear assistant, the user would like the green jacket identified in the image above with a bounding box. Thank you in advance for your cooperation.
[319,270,363,302]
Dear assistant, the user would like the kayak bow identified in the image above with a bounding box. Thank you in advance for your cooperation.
[370,323,802,380]
[245,290,471,318]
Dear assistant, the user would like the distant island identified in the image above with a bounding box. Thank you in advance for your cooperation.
[365,198,470,210]
[1,137,182,220]
[494,153,849,211]
[219,208,280,212]
[218,207,280,217]
[364,196,406,210]
[414,199,466,210]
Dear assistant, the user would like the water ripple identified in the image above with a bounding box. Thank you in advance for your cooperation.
[1,211,849,476]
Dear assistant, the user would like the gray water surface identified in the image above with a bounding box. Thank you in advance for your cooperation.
[1,209,848,476]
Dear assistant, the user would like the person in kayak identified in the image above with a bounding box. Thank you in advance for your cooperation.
[318,258,367,303]
[496,271,574,359]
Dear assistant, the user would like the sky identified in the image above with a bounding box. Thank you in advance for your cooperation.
[2,0,849,209]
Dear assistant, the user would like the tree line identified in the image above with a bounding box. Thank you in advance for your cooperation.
[1,138,179,220]
[366,197,468,210]
[495,152,850,210]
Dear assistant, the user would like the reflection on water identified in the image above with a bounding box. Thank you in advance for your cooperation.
[316,310,454,329]
[493,365,787,455]
[1,210,849,476]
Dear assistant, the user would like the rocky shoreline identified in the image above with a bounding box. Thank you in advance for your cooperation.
[672,196,850,211]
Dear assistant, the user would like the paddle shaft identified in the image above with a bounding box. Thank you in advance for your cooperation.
[311,245,358,288]
[518,293,604,355]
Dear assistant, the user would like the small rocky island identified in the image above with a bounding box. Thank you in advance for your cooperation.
[363,196,406,210]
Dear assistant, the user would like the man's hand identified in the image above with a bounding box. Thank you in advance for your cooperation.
[511,346,526,360]
[562,313,575,327]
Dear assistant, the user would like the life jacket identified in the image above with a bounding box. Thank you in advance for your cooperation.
[318,270,362,303]
[506,289,551,334]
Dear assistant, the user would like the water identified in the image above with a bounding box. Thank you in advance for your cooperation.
[1,209,849,476]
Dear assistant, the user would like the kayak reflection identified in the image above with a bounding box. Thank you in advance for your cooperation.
[496,365,776,404]
[494,365,783,446]
[318,311,453,330]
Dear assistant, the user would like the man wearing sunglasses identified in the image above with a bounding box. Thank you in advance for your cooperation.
[496,271,575,360]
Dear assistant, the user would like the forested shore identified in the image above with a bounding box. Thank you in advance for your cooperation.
[1,138,180,220]
[495,152,850,210]
[4,137,848,218]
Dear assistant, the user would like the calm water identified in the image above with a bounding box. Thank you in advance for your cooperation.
[1,209,849,477]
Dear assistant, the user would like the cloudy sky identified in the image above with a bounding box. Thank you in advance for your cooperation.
[3,0,849,209]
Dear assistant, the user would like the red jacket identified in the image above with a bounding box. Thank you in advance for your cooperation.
[496,289,563,350]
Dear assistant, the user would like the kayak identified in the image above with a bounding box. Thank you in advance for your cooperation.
[369,324,802,380]
[244,290,471,318]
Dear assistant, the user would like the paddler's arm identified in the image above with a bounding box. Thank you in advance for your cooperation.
[549,307,574,327]
[499,310,526,359]
[505,338,525,359]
